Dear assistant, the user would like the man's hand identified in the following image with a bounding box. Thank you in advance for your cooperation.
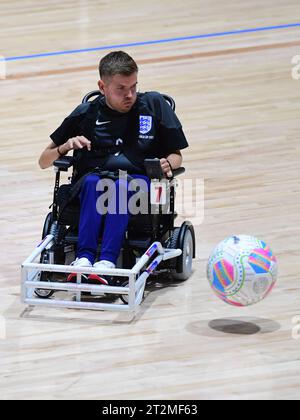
[39,137,92,169]
[60,136,91,154]
[160,158,173,178]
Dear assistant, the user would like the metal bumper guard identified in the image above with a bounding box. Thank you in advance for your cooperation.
[21,235,182,313]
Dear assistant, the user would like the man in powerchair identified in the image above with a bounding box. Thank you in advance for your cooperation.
[39,51,188,285]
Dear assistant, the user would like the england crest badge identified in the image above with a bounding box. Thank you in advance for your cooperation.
[139,115,153,135]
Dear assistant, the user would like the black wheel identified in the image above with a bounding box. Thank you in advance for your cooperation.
[42,212,53,238]
[35,212,56,299]
[169,223,195,281]
[167,227,181,250]
[120,280,145,305]
[120,281,129,304]
[34,275,55,299]
[34,251,55,299]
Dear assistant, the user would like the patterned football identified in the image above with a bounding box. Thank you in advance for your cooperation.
[206,235,278,306]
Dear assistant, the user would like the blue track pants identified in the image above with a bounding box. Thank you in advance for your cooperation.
[77,174,149,265]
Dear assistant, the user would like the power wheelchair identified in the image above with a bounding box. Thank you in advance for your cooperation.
[21,91,196,313]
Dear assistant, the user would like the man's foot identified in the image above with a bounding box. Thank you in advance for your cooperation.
[67,257,92,282]
[93,260,116,269]
[88,260,116,283]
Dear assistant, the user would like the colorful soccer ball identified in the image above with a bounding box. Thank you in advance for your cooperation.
[207,235,278,306]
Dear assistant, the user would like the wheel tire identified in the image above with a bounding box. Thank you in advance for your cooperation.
[167,227,181,250]
[120,281,129,304]
[172,228,194,281]
[42,212,53,238]
[34,271,55,299]
[35,213,55,299]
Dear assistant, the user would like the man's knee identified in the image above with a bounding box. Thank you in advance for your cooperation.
[82,174,101,189]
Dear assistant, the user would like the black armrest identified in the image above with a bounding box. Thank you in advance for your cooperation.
[144,159,165,179]
[53,156,74,171]
[144,159,185,179]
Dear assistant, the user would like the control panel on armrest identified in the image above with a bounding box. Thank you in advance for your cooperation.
[144,159,185,179]
[144,159,165,179]
[53,156,74,171]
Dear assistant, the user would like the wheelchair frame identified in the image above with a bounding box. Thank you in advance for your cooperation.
[21,236,182,313]
[21,91,195,314]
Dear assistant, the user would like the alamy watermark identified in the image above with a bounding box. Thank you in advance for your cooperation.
[0,55,6,80]
[291,55,300,80]
[94,173,205,226]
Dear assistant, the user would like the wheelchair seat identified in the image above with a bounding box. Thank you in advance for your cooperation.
[57,180,160,242]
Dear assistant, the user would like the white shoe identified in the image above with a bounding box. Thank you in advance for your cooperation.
[67,258,92,283]
[71,257,92,267]
[93,260,116,269]
[88,260,114,286]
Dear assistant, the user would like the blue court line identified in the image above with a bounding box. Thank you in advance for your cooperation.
[1,22,300,62]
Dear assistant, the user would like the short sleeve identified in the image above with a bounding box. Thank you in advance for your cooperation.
[50,103,89,146]
[144,92,189,155]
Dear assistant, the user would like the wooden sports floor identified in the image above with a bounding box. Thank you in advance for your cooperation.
[1,0,300,400]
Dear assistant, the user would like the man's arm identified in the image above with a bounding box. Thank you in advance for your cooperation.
[160,150,182,177]
[39,136,91,169]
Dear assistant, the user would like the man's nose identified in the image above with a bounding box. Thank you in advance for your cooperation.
[126,90,133,99]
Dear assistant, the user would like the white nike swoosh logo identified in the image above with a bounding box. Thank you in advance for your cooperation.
[96,120,111,126]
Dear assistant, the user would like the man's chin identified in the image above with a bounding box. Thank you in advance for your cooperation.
[105,99,134,113]
[119,103,134,113]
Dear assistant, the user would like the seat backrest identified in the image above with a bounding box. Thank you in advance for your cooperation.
[81,90,176,111]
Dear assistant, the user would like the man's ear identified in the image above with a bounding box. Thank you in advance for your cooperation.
[98,80,105,94]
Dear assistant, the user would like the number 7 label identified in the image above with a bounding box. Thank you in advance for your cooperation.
[150,181,167,205]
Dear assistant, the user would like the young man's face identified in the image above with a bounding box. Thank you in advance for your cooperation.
[98,72,138,113]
